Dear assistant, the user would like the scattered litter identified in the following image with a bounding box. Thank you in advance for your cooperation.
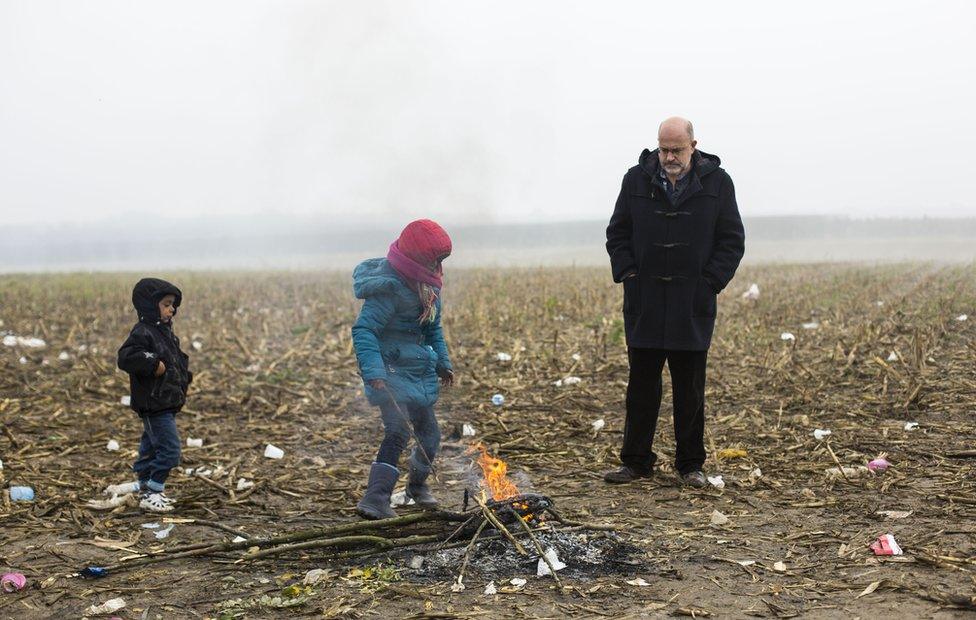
[18,356,27,364]
[0,458,3,470]
[813,429,832,440]
[141,522,160,529]
[867,457,891,473]
[510,577,527,588]
[876,300,885,307]
[186,437,203,448]
[553,376,582,387]
[710,510,730,525]
[245,363,261,372]
[748,467,763,481]
[495,353,512,362]
[571,353,581,362]
[625,577,650,587]
[302,569,329,586]
[707,475,725,489]
[876,510,912,519]
[957,314,969,322]
[390,491,415,507]
[154,524,175,540]
[232,536,247,543]
[780,332,796,341]
[826,465,871,479]
[716,448,748,459]
[870,534,903,556]
[119,395,131,407]
[85,495,132,510]
[1,573,27,592]
[462,423,477,437]
[451,576,465,592]
[86,597,126,615]
[536,547,566,576]
[773,561,787,572]
[2,335,46,348]
[484,581,497,595]
[802,322,820,330]
[103,481,139,496]
[742,283,760,300]
[904,422,919,431]
[57,351,71,361]
[408,556,424,570]
[9,486,34,501]
[736,560,756,567]
[491,394,505,406]
[591,418,606,432]
[79,567,108,579]
[887,351,899,362]
[264,444,284,459]
[236,478,254,491]
[192,340,203,350]
[106,439,120,452]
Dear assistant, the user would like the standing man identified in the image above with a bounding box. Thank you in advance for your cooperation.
[604,117,744,487]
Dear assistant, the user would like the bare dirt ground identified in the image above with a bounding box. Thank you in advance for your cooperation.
[1,263,975,619]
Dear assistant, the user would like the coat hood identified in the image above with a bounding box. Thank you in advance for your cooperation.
[132,278,182,324]
[352,258,404,300]
[638,148,722,179]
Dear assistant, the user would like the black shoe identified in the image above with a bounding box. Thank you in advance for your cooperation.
[356,463,399,520]
[679,470,707,488]
[603,466,653,484]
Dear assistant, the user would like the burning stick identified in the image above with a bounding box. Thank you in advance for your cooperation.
[475,491,527,555]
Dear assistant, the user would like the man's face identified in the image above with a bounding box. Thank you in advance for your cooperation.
[658,133,697,178]
[158,294,177,323]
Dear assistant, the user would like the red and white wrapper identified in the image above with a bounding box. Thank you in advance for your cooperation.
[870,534,903,556]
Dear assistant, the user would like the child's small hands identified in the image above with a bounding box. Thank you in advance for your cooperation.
[439,369,455,387]
[369,379,387,391]
[155,361,166,377]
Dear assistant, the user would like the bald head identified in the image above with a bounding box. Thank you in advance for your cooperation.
[657,116,698,181]
[658,116,694,141]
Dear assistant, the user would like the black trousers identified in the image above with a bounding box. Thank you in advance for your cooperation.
[620,347,707,475]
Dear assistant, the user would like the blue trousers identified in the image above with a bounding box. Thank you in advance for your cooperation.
[133,411,181,492]
[376,401,440,474]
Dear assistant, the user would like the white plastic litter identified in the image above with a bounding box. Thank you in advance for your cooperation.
[245,363,261,372]
[390,491,415,508]
[408,556,424,570]
[2,335,46,348]
[58,351,71,361]
[154,524,175,539]
[85,495,132,510]
[264,444,284,459]
[106,439,120,452]
[18,357,27,364]
[141,522,160,529]
[780,332,796,342]
[87,597,126,615]
[626,578,650,586]
[876,510,912,519]
[232,536,247,543]
[510,577,527,588]
[904,422,919,431]
[813,429,832,440]
[103,481,140,496]
[186,437,203,448]
[710,510,730,525]
[536,547,567,576]
[802,322,820,330]
[0,458,4,470]
[304,568,329,586]
[749,467,763,481]
[957,314,969,322]
[462,423,477,437]
[553,376,582,387]
[484,581,497,595]
[495,352,512,362]
[451,576,465,592]
[887,351,898,362]
[773,561,787,572]
[736,560,756,566]
[120,395,131,406]
[192,340,203,350]
[742,283,760,300]
[707,475,725,489]
[591,419,606,432]
[826,465,872,478]
[571,353,582,362]
[491,394,505,406]
[876,301,885,307]
[236,478,254,491]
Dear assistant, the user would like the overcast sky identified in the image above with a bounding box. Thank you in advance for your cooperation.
[1,1,974,228]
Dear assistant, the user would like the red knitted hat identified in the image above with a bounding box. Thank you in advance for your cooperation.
[396,219,452,265]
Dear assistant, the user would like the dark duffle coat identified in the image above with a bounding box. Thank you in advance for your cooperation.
[606,149,745,351]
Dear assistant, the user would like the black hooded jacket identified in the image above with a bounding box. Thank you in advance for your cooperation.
[606,149,745,350]
[117,278,192,415]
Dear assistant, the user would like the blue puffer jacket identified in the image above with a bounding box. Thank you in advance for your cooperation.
[351,258,453,408]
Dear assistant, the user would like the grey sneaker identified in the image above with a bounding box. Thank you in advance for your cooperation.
[680,471,707,488]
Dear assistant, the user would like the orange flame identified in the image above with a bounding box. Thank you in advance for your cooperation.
[471,442,520,501]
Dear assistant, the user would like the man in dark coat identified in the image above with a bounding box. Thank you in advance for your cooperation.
[604,117,745,487]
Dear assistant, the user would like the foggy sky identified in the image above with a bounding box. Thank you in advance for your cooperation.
[2,1,974,228]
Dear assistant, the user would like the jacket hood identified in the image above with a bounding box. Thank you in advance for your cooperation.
[132,278,182,323]
[353,258,404,299]
[639,148,721,179]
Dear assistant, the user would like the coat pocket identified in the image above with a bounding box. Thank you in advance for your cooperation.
[622,276,640,315]
[692,278,717,317]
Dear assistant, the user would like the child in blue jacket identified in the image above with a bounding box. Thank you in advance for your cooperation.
[351,220,454,519]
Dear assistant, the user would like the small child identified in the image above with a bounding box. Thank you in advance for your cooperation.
[116,278,192,513]
[352,220,454,520]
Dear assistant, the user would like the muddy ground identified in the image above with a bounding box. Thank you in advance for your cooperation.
[1,263,975,618]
